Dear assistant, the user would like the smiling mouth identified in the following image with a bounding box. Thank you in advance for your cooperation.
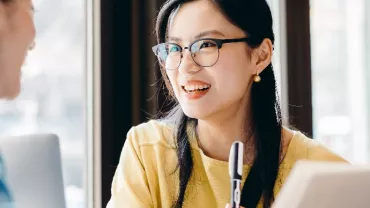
[181,85,211,93]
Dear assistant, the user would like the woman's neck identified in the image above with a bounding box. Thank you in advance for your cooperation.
[196,98,254,163]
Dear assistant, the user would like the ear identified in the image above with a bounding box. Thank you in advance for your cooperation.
[251,38,273,73]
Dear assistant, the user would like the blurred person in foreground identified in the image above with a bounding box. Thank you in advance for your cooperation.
[107,0,348,208]
[0,0,35,206]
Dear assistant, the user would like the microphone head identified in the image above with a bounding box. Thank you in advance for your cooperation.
[228,141,244,180]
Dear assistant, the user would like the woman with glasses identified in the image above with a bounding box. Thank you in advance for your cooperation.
[108,0,347,207]
[0,0,35,207]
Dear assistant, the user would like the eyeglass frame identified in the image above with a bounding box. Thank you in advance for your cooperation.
[152,37,250,70]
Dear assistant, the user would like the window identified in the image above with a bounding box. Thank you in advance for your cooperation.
[267,0,288,118]
[0,0,87,207]
[267,0,282,90]
[311,0,370,163]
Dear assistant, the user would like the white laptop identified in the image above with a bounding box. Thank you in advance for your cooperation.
[0,134,66,208]
[273,160,370,208]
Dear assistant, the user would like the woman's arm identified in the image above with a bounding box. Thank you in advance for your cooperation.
[106,128,153,208]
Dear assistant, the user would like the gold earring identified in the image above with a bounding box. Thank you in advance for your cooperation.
[253,70,261,83]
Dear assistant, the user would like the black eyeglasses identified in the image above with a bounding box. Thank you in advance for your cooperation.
[152,37,249,70]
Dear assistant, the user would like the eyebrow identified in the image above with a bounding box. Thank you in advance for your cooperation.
[194,30,226,39]
[168,30,226,42]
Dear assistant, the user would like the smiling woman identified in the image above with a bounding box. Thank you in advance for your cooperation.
[0,0,35,99]
[107,0,347,208]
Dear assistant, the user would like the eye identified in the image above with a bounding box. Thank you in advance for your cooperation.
[200,41,216,49]
[168,44,181,53]
[192,40,217,52]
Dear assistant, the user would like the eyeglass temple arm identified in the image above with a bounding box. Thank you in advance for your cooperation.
[221,37,250,44]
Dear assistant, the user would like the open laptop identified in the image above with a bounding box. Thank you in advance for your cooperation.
[273,160,370,208]
[0,134,66,208]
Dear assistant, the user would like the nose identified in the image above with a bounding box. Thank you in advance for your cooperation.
[178,49,201,74]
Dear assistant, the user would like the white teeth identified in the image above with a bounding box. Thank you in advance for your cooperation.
[183,84,210,91]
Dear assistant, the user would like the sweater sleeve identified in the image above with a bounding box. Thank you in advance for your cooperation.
[106,127,153,208]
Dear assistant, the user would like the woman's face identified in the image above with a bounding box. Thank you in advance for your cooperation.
[0,0,35,99]
[166,0,257,120]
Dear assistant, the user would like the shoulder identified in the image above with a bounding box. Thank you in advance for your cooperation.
[284,131,348,167]
[126,119,177,149]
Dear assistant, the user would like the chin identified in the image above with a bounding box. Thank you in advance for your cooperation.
[0,84,21,100]
[181,105,212,120]
[4,90,20,100]
[8,90,21,100]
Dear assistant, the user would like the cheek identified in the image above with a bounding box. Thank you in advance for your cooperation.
[29,18,36,41]
[214,71,250,97]
[213,52,253,88]
[13,5,35,45]
[23,11,36,44]
[165,70,180,96]
[209,55,253,104]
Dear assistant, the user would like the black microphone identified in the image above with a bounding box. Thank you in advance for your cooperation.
[229,141,244,208]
